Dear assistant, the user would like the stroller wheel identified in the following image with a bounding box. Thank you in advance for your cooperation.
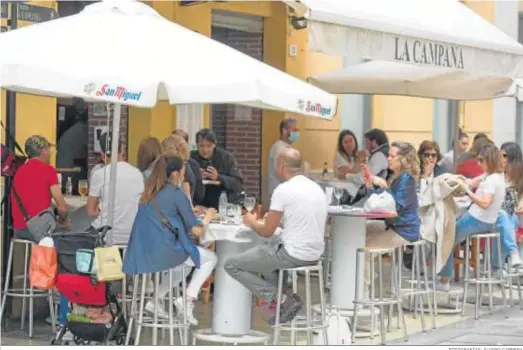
[73,336,81,345]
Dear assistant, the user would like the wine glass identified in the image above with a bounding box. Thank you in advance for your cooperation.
[78,180,88,200]
[333,187,344,207]
[244,197,256,213]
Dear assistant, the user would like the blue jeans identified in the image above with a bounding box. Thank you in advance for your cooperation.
[492,210,519,269]
[439,212,495,278]
[59,295,70,325]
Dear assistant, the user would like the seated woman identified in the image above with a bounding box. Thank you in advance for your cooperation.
[438,144,506,291]
[137,137,162,181]
[456,137,493,180]
[418,140,446,193]
[362,141,420,250]
[162,134,197,204]
[491,142,523,269]
[123,155,217,326]
[333,129,362,180]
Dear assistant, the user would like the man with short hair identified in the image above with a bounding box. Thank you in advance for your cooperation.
[267,118,299,199]
[225,147,327,325]
[11,135,69,241]
[363,128,390,179]
[87,133,143,245]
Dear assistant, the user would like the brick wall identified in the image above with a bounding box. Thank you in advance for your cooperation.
[87,104,129,170]
[210,27,263,198]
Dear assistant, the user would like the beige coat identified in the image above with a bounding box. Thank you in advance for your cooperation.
[419,174,467,273]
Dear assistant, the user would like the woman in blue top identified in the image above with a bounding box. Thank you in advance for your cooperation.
[362,142,420,285]
[123,155,217,326]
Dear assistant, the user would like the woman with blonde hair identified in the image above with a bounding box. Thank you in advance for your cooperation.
[437,144,506,291]
[362,141,420,248]
[162,134,197,203]
[123,155,217,325]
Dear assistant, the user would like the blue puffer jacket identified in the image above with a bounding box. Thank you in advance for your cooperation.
[368,173,420,242]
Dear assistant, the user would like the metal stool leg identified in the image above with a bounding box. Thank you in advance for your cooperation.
[21,243,30,332]
[420,244,436,329]
[305,270,312,344]
[317,262,328,344]
[462,236,470,317]
[391,249,408,342]
[495,236,508,318]
[351,250,361,344]
[272,269,285,345]
[125,275,139,345]
[377,253,386,345]
[134,274,148,345]
[0,240,15,323]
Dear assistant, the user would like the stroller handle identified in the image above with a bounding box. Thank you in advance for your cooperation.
[51,225,112,241]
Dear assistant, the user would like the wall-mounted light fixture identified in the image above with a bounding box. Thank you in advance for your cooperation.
[290,16,307,30]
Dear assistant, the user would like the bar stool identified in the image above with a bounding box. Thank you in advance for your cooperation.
[352,247,408,345]
[0,238,56,337]
[113,245,130,318]
[506,255,523,309]
[462,232,508,320]
[125,268,190,345]
[272,261,328,345]
[322,234,332,289]
[398,240,437,331]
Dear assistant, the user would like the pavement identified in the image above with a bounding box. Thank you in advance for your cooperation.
[391,306,523,346]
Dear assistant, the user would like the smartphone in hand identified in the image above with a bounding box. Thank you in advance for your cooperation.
[358,150,367,164]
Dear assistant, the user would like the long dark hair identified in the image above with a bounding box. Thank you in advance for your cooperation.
[137,137,162,172]
[501,142,523,197]
[141,155,184,203]
[337,129,358,160]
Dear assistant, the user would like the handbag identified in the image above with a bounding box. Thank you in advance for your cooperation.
[94,246,124,281]
[12,186,56,242]
[152,198,179,240]
[363,191,397,214]
[29,239,58,290]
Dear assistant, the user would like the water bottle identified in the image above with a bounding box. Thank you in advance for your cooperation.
[219,191,228,216]
[66,177,73,196]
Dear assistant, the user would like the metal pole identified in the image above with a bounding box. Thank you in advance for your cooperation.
[2,1,18,329]
[448,100,461,171]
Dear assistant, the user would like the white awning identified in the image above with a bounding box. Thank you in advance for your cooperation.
[308,61,514,101]
[286,0,523,78]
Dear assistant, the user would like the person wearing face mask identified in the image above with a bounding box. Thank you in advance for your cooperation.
[190,128,244,209]
[268,118,299,199]
[123,155,217,326]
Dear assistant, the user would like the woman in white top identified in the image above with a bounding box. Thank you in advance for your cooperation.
[333,130,362,180]
[437,144,506,291]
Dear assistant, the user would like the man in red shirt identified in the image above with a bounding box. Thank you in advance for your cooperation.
[11,135,69,241]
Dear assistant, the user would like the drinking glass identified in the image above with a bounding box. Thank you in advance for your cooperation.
[333,187,344,207]
[78,180,88,200]
[244,197,256,213]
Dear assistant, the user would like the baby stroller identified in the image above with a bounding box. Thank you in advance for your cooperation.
[50,226,132,345]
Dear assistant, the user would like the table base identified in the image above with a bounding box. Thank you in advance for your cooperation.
[311,304,381,338]
[192,329,269,345]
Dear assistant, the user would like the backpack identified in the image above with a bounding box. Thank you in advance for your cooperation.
[1,121,27,177]
[313,308,352,345]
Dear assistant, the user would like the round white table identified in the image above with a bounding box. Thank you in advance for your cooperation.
[193,223,269,345]
[328,207,397,312]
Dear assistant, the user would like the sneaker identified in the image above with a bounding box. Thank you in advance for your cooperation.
[144,300,169,319]
[493,268,508,279]
[173,297,198,326]
[434,280,450,292]
[269,294,303,326]
[510,251,522,268]
[259,300,277,315]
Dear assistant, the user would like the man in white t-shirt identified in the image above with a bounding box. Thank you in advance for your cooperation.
[267,118,298,199]
[226,147,327,325]
[86,133,144,245]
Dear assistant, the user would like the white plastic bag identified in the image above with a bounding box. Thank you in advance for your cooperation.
[313,309,352,345]
[364,191,396,214]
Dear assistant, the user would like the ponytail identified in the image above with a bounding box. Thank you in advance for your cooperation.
[141,155,168,203]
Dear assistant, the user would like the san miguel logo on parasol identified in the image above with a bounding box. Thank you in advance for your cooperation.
[301,100,332,117]
[96,84,142,102]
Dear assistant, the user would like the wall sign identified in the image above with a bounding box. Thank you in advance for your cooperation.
[234,105,252,121]
[394,37,464,69]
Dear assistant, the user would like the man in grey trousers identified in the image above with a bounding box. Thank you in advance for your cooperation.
[225,147,328,324]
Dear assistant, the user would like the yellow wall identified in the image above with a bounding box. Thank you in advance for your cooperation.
[0,1,58,164]
[372,95,434,149]
[459,0,495,139]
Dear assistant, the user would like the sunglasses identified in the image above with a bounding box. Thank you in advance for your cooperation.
[477,157,485,163]
[501,153,508,158]
[424,153,438,159]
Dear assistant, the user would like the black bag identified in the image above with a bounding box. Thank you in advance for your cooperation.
[0,121,27,177]
[11,186,56,242]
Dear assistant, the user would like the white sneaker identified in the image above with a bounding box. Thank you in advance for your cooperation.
[174,297,198,326]
[434,280,450,292]
[510,251,522,268]
[144,300,169,319]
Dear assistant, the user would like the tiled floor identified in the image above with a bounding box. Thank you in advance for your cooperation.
[1,275,521,346]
